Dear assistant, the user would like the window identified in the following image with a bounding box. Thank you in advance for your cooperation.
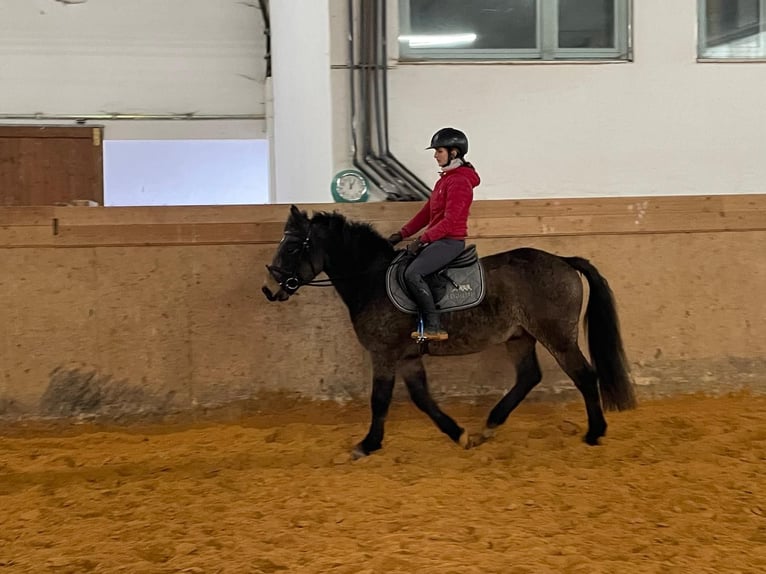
[398,0,631,61]
[104,140,270,206]
[699,0,766,59]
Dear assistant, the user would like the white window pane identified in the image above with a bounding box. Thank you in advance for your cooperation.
[701,0,766,58]
[104,140,269,206]
[406,0,537,50]
[400,0,630,60]
[559,0,615,48]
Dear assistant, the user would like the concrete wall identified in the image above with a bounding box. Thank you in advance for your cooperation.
[1,196,764,419]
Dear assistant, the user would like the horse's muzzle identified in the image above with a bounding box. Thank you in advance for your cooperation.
[262,275,290,302]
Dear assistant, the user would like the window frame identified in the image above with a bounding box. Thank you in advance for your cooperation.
[397,0,632,62]
[697,0,766,61]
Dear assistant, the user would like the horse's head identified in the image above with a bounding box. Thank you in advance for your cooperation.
[262,205,325,302]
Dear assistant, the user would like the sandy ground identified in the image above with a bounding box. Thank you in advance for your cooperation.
[1,392,765,574]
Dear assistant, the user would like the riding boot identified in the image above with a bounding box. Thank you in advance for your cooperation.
[405,275,448,341]
[418,312,448,341]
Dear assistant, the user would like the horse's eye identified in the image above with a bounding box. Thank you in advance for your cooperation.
[287,246,300,255]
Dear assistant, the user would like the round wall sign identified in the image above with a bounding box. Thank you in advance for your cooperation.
[331,169,369,203]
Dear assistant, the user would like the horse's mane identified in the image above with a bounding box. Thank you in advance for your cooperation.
[310,211,392,261]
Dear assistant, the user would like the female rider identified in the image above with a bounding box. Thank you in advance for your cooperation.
[388,127,480,341]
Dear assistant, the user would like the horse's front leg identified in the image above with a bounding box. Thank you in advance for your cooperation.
[399,355,468,448]
[352,354,396,459]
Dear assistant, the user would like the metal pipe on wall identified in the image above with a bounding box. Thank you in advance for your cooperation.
[358,0,402,194]
[361,0,427,200]
[368,0,431,199]
[347,0,430,201]
[0,114,265,121]
[348,0,413,197]
[376,0,432,197]
[347,0,385,191]
[257,0,272,79]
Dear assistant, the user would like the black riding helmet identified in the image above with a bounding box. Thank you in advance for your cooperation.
[427,127,468,157]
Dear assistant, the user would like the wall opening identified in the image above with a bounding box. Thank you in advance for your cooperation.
[103,139,269,206]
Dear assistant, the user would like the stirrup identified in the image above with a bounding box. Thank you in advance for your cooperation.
[411,315,448,341]
[410,329,449,341]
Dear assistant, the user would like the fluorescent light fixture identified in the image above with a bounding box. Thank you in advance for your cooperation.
[399,33,477,48]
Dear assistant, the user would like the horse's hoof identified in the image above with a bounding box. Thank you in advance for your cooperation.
[351,444,369,459]
[458,429,492,450]
[466,428,495,449]
[466,433,487,449]
[583,433,601,446]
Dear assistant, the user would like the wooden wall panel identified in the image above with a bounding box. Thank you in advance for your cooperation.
[0,126,103,207]
[1,194,765,418]
[0,194,765,248]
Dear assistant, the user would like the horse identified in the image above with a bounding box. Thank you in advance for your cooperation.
[262,205,637,458]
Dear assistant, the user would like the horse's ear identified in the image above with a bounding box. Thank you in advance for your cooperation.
[289,204,309,224]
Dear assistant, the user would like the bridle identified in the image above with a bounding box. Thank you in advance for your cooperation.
[266,229,333,294]
[267,224,398,296]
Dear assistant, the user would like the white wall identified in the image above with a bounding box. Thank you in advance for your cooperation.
[329,0,766,200]
[0,0,269,205]
[270,0,334,204]
[2,1,764,201]
[0,0,266,137]
[104,140,270,206]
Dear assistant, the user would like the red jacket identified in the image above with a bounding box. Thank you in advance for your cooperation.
[400,164,480,243]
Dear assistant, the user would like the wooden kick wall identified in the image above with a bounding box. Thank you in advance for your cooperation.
[1,195,765,419]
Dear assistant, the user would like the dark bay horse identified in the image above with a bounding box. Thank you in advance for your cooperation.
[262,205,636,458]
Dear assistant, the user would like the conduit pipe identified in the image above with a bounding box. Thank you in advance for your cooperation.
[0,114,265,121]
[348,0,430,200]
[377,1,432,194]
[369,0,431,199]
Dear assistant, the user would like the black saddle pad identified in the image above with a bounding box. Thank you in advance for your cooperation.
[385,244,486,315]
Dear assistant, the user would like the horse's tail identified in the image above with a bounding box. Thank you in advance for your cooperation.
[562,256,637,411]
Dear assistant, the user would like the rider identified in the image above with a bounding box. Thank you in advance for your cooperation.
[387,127,480,341]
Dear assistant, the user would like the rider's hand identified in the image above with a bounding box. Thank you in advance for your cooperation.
[387,232,403,246]
[406,237,425,255]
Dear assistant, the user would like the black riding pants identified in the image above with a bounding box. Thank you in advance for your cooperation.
[403,238,465,325]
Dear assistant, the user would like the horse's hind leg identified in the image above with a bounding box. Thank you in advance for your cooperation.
[467,334,542,448]
[399,355,468,448]
[550,345,607,445]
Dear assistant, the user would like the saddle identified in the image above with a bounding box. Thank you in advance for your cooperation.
[385,244,486,315]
